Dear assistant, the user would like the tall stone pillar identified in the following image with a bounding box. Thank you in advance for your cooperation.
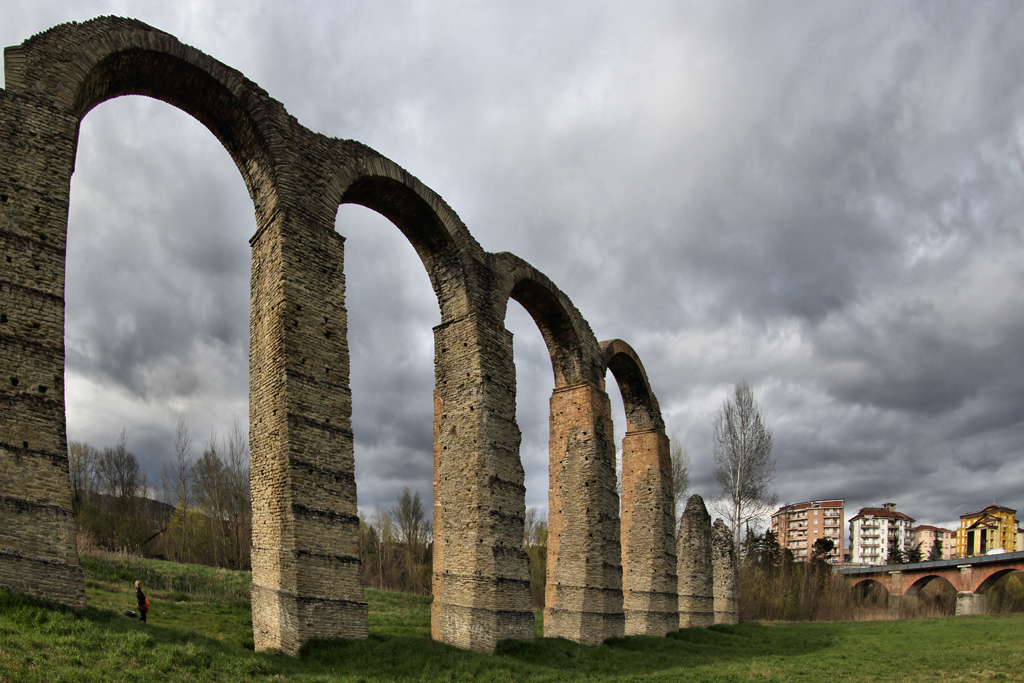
[431,313,533,652]
[0,90,85,609]
[677,494,714,628]
[711,518,738,625]
[545,381,624,644]
[620,428,677,636]
[249,212,366,655]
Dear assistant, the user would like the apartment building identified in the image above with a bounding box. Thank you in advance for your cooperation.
[954,504,1019,557]
[911,525,954,561]
[848,503,915,566]
[770,499,844,563]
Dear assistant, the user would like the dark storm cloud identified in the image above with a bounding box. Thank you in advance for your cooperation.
[4,1,1024,530]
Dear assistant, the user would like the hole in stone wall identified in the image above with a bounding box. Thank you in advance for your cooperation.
[506,300,555,616]
[65,94,252,575]
[336,202,436,600]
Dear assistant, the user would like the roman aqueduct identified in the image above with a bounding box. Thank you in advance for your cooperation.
[0,17,733,654]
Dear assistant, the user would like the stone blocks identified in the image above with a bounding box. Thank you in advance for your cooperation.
[0,17,685,657]
[677,494,714,628]
[620,429,677,636]
[711,518,738,625]
[545,382,624,644]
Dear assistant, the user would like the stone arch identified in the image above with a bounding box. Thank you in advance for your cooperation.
[493,252,601,387]
[600,339,663,433]
[492,252,622,644]
[906,574,957,596]
[328,146,484,322]
[0,15,647,657]
[975,568,1020,594]
[852,578,890,603]
[905,574,957,615]
[600,339,675,636]
[4,16,285,219]
[0,17,296,631]
[324,153,534,651]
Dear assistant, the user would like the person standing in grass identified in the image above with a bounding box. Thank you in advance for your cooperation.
[135,580,149,623]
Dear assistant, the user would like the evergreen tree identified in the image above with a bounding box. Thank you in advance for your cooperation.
[811,537,836,566]
[907,542,923,564]
[928,537,943,561]
[886,543,904,565]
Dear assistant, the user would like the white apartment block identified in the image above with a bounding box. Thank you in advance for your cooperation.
[771,499,845,563]
[848,503,915,566]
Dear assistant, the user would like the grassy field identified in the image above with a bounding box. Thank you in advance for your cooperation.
[1,552,1023,682]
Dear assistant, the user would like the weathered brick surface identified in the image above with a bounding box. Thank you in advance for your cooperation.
[545,382,624,644]
[601,340,676,637]
[0,17,678,654]
[620,429,677,636]
[430,314,533,651]
[0,68,84,611]
[677,494,714,628]
[711,518,738,625]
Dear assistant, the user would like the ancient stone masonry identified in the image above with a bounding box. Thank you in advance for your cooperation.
[0,17,678,655]
[603,340,677,637]
[711,518,738,626]
[677,494,714,628]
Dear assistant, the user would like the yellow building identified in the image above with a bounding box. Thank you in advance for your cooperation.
[954,504,1018,558]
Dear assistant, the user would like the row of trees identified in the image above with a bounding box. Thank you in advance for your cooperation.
[358,488,432,594]
[69,430,162,552]
[68,416,252,570]
[354,489,553,605]
[68,378,763,598]
[160,416,252,569]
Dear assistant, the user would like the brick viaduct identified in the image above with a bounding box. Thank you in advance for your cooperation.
[842,551,1024,616]
[0,17,731,655]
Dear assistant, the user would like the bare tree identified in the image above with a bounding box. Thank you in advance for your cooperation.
[95,428,144,515]
[523,506,548,607]
[68,441,99,515]
[523,506,546,549]
[389,487,431,591]
[225,417,251,569]
[712,381,777,549]
[667,438,690,525]
[193,430,228,566]
[164,413,194,562]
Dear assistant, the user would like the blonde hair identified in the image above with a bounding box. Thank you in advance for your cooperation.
[134,580,141,588]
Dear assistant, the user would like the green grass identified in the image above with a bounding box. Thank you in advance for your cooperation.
[1,552,1023,681]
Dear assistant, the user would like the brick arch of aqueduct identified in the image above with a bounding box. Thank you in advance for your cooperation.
[0,17,699,655]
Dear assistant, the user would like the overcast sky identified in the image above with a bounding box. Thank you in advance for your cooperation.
[3,1,1024,535]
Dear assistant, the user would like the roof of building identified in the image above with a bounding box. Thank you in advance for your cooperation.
[772,499,845,516]
[849,507,915,523]
[912,525,953,534]
[960,504,1017,519]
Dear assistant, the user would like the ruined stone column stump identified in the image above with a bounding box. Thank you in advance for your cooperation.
[677,494,714,629]
[711,518,738,625]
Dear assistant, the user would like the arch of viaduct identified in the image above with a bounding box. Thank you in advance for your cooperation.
[0,17,686,654]
[843,552,1024,616]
